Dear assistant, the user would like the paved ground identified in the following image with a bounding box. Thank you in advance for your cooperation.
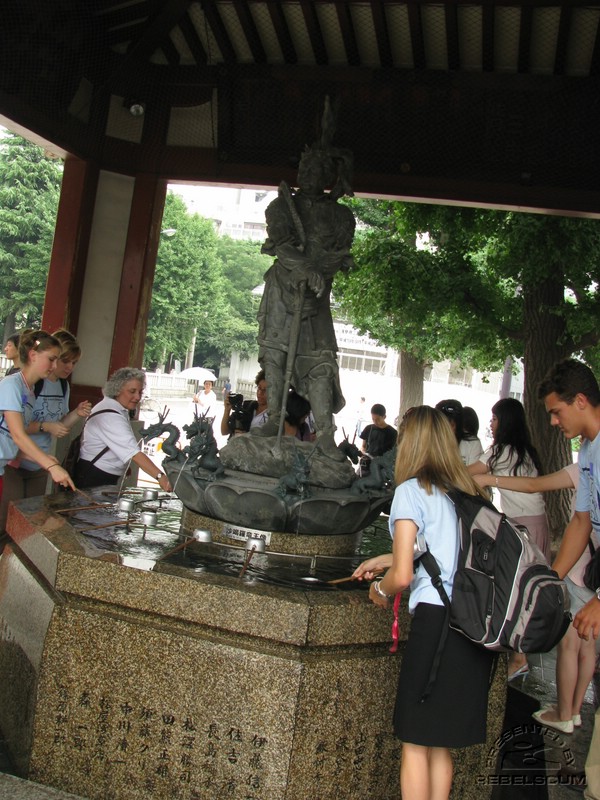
[500,648,597,800]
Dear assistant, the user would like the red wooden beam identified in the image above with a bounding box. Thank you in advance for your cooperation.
[109,174,167,373]
[42,156,99,335]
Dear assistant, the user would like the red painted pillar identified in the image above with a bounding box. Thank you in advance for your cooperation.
[42,156,99,335]
[108,174,167,373]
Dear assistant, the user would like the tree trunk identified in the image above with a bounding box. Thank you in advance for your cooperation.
[399,352,425,417]
[500,356,513,399]
[522,276,572,544]
[3,312,16,342]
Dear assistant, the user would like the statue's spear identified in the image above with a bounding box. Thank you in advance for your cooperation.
[275,180,307,452]
[273,97,337,453]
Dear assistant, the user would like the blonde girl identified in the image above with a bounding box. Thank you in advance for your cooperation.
[0,331,75,499]
[353,406,494,800]
[0,330,91,530]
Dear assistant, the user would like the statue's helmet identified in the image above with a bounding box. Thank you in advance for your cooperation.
[298,147,338,190]
[297,145,354,199]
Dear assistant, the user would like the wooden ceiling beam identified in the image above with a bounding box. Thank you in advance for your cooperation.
[482,3,494,72]
[106,21,146,47]
[160,33,182,66]
[444,3,460,71]
[372,0,596,6]
[233,1,267,64]
[407,3,426,70]
[98,58,599,91]
[201,0,238,63]
[88,0,135,11]
[335,2,360,67]
[179,13,208,65]
[123,0,191,62]
[267,2,298,64]
[590,15,600,77]
[553,4,572,76]
[104,142,600,219]
[517,4,533,73]
[97,1,152,31]
[370,1,393,69]
[300,1,329,65]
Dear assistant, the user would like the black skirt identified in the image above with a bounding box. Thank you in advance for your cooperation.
[394,603,496,748]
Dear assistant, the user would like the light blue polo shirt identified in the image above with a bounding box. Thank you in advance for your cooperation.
[0,373,36,475]
[575,433,600,540]
[389,478,460,612]
[21,377,70,471]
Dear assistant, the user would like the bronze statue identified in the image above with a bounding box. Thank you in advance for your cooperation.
[254,98,356,458]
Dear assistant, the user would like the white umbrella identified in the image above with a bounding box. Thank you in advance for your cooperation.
[179,367,217,383]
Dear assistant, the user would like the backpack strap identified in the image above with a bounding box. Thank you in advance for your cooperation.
[418,549,452,702]
[418,488,479,702]
[90,446,110,465]
[87,409,120,421]
[82,409,120,465]
[34,377,69,398]
[419,490,500,700]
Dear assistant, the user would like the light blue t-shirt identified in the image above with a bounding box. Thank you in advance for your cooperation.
[575,433,600,540]
[388,478,460,612]
[0,373,36,475]
[21,378,70,471]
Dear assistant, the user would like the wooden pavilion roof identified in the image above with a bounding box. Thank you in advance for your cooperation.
[2,1,600,213]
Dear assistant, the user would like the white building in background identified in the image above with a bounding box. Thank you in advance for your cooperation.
[171,184,522,444]
[170,184,277,241]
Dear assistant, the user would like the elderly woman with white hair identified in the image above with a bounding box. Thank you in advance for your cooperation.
[74,367,172,491]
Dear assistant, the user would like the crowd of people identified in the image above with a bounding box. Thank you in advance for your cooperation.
[0,330,174,535]
[351,363,600,800]
[2,329,600,798]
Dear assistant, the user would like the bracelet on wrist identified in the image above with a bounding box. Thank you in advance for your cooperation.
[47,463,60,471]
[495,476,499,488]
[373,579,393,600]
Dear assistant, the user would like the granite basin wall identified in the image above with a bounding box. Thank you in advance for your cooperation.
[0,494,506,800]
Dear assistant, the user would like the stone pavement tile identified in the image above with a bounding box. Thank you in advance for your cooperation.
[517,650,598,800]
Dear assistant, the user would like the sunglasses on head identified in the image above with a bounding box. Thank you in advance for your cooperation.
[439,405,460,415]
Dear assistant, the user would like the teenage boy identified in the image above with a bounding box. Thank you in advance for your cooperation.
[359,403,397,457]
[538,358,600,800]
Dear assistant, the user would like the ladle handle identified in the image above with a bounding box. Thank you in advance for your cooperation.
[78,520,129,532]
[327,575,358,585]
[238,546,257,579]
[56,504,111,514]
[156,538,193,562]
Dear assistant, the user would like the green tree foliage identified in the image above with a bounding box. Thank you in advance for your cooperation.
[0,132,62,336]
[145,192,228,370]
[336,200,600,531]
[337,201,510,369]
[145,194,269,370]
[214,235,270,358]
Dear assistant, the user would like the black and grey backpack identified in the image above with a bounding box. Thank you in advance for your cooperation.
[418,488,571,699]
